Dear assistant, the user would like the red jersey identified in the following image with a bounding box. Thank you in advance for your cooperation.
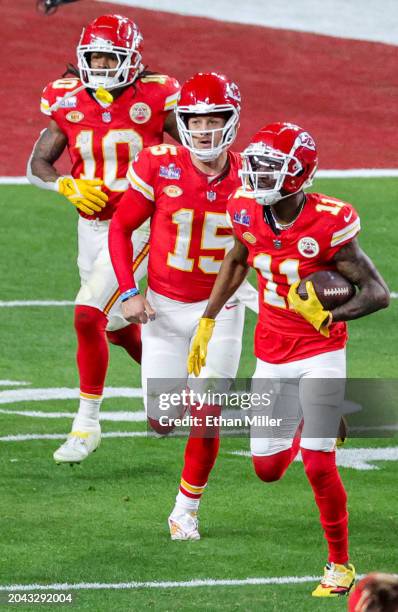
[40,74,180,220]
[228,190,361,363]
[109,145,242,301]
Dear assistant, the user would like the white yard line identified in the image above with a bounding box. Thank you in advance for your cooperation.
[0,300,74,307]
[1,294,397,307]
[0,432,148,442]
[0,380,31,387]
[0,574,338,592]
[316,169,398,178]
[232,448,398,471]
[0,387,143,404]
[93,0,398,46]
[2,170,398,186]
[2,434,398,473]
[0,408,146,421]
[0,177,29,184]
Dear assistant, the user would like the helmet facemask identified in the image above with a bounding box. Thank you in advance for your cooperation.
[77,41,142,90]
[176,105,239,161]
[240,141,313,206]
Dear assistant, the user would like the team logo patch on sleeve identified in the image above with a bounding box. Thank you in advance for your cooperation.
[130,102,152,124]
[163,185,183,198]
[66,111,84,123]
[233,210,251,226]
[159,164,181,180]
[297,236,320,258]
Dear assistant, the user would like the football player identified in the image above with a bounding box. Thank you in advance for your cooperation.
[27,14,180,464]
[109,72,258,540]
[348,573,398,611]
[187,123,390,595]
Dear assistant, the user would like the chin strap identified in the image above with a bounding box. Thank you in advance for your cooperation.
[261,188,306,235]
[263,206,280,236]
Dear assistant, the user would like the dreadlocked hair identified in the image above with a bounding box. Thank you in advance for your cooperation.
[60,64,160,97]
[62,63,79,78]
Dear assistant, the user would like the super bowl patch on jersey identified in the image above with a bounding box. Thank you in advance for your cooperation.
[130,103,152,124]
[297,236,319,258]
[159,164,181,180]
[56,96,77,109]
[233,210,251,226]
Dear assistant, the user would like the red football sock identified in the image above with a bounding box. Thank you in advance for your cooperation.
[74,305,109,396]
[179,404,221,500]
[301,448,349,565]
[252,420,302,482]
[106,323,142,364]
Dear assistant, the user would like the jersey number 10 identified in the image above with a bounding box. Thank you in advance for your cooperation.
[75,129,143,192]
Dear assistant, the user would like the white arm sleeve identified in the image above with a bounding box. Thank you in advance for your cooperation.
[234,278,259,313]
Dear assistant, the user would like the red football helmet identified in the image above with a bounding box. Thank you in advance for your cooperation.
[348,573,398,612]
[77,14,143,90]
[240,122,318,205]
[176,72,241,161]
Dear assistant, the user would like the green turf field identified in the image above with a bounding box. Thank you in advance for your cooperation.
[0,180,397,611]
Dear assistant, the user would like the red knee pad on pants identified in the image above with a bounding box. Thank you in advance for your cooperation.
[147,416,175,435]
[252,448,293,482]
[252,433,301,483]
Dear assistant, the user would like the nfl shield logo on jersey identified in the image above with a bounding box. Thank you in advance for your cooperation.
[297,236,320,258]
[102,112,112,123]
[207,191,217,201]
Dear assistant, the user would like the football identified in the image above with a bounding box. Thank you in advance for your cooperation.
[297,270,356,310]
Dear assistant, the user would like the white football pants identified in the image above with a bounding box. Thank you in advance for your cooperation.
[250,349,346,455]
[75,216,150,331]
[141,287,246,418]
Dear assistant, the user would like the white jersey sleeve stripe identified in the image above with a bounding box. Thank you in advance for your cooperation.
[331,218,361,247]
[40,98,51,116]
[127,167,155,201]
[164,92,179,111]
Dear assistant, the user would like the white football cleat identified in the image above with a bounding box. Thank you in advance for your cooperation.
[53,428,101,464]
[168,511,200,541]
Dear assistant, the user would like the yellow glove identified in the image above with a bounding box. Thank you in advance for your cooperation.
[287,281,332,338]
[57,177,108,215]
[187,318,216,377]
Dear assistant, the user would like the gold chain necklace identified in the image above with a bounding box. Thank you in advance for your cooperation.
[271,195,306,231]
